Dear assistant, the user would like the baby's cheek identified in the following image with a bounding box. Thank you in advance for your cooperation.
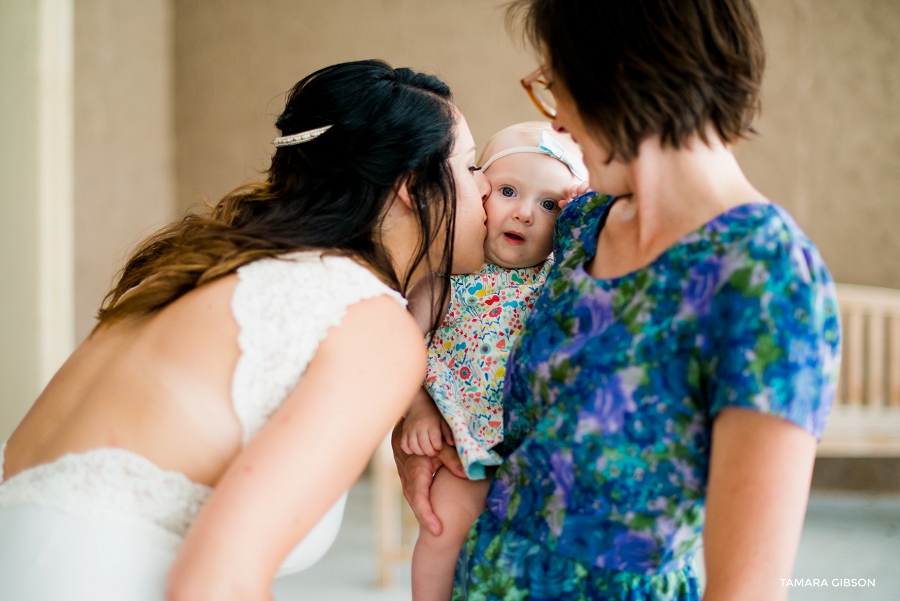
[482,194,502,225]
[532,215,557,256]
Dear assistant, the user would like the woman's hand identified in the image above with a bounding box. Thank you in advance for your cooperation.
[702,408,817,601]
[392,417,466,536]
[400,387,454,457]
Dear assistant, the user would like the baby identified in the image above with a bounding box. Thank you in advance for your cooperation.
[402,122,586,601]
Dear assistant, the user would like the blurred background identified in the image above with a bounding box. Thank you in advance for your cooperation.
[1,0,898,599]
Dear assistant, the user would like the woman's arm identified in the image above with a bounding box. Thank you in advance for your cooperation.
[167,295,426,601]
[702,407,817,601]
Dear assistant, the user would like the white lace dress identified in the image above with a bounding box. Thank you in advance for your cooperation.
[0,252,406,601]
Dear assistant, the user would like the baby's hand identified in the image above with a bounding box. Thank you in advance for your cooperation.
[558,181,592,210]
[401,387,455,457]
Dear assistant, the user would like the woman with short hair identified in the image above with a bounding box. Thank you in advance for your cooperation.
[394,2,841,599]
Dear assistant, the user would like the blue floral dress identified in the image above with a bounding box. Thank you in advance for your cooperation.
[452,193,841,600]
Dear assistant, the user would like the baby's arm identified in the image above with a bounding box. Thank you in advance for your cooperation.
[400,387,454,457]
[403,272,455,457]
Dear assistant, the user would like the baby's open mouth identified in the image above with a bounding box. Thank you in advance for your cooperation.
[503,232,525,245]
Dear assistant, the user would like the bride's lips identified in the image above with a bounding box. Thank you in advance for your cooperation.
[503,231,525,246]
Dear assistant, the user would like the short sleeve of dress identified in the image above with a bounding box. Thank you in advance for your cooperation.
[701,209,841,439]
[231,252,407,445]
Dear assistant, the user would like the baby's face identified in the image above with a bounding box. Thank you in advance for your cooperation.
[482,152,577,269]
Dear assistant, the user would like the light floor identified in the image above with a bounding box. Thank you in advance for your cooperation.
[272,477,412,601]
[273,479,900,601]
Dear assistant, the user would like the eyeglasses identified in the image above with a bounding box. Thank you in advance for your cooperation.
[520,67,556,120]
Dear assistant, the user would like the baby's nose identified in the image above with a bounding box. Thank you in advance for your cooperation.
[513,201,534,223]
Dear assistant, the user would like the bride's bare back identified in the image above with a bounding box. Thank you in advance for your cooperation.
[4,274,244,487]
[0,60,495,601]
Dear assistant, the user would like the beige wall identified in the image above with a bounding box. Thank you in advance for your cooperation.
[174,0,538,212]
[175,0,900,290]
[1,0,177,436]
[5,0,899,440]
[736,0,900,289]
[1,0,76,438]
[0,1,42,439]
[74,0,177,342]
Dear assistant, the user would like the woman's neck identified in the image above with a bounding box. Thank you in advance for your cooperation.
[590,131,765,280]
[379,195,429,293]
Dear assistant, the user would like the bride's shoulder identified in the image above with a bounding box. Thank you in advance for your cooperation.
[234,251,406,308]
[230,252,411,345]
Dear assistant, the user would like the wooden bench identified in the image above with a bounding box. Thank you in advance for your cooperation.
[818,283,900,457]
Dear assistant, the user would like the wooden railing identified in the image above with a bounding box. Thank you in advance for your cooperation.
[372,435,417,587]
[818,283,900,457]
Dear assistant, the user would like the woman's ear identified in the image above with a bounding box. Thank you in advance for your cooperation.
[394,180,414,211]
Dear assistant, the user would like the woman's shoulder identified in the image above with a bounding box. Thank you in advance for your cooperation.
[231,250,410,356]
[230,251,417,443]
[699,203,841,439]
[708,202,832,288]
[236,251,407,308]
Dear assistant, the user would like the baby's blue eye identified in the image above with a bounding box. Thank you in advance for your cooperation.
[500,186,515,198]
[540,199,558,211]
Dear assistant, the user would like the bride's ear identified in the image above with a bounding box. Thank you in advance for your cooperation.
[394,180,414,211]
[383,179,416,223]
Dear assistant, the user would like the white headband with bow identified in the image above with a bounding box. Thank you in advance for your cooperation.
[480,130,587,182]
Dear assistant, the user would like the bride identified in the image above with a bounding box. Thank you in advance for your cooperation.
[0,59,489,601]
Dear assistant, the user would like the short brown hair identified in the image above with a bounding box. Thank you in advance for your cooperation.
[508,0,766,161]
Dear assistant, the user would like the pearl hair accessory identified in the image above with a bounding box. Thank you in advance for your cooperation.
[273,125,333,147]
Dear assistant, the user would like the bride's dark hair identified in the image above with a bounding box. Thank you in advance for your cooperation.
[97,60,457,328]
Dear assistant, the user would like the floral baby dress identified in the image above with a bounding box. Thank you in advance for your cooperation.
[425,260,552,479]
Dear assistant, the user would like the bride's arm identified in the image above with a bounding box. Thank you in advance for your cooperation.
[167,295,426,601]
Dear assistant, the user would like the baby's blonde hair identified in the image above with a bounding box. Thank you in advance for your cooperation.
[478,121,582,169]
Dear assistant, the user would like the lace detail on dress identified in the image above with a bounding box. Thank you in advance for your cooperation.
[0,447,210,540]
[0,252,404,547]
[231,252,407,444]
